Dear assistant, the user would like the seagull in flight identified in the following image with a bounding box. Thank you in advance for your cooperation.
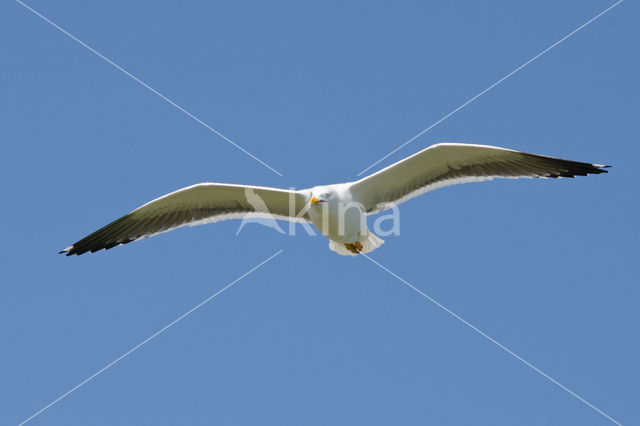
[60,143,608,256]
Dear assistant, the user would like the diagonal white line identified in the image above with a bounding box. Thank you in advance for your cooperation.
[360,252,622,426]
[15,0,284,177]
[356,0,624,177]
[18,249,284,426]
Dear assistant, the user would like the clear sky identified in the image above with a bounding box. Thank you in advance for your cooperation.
[2,1,638,425]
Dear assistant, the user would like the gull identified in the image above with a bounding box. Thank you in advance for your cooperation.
[60,143,608,256]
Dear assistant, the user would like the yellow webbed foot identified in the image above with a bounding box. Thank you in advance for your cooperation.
[344,242,362,254]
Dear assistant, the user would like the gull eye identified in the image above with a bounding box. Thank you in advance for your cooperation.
[322,192,330,198]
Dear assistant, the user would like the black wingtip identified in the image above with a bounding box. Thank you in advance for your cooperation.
[59,245,75,256]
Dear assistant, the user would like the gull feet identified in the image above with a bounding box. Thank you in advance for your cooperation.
[344,241,363,254]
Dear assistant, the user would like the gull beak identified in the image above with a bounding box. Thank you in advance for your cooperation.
[309,196,323,206]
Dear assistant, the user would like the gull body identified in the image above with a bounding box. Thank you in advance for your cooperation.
[307,185,358,243]
[60,143,609,257]
[306,184,381,255]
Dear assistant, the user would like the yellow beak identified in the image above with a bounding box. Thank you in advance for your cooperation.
[309,196,322,206]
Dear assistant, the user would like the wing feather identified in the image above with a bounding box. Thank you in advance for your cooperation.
[61,183,309,255]
[350,143,608,213]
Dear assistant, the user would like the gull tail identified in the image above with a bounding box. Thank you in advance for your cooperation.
[328,231,385,256]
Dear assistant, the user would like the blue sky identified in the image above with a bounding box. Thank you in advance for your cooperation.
[2,0,638,424]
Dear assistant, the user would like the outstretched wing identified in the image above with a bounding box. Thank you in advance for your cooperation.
[349,143,609,214]
[61,183,309,256]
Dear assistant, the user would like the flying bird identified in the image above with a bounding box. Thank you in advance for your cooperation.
[60,143,608,256]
